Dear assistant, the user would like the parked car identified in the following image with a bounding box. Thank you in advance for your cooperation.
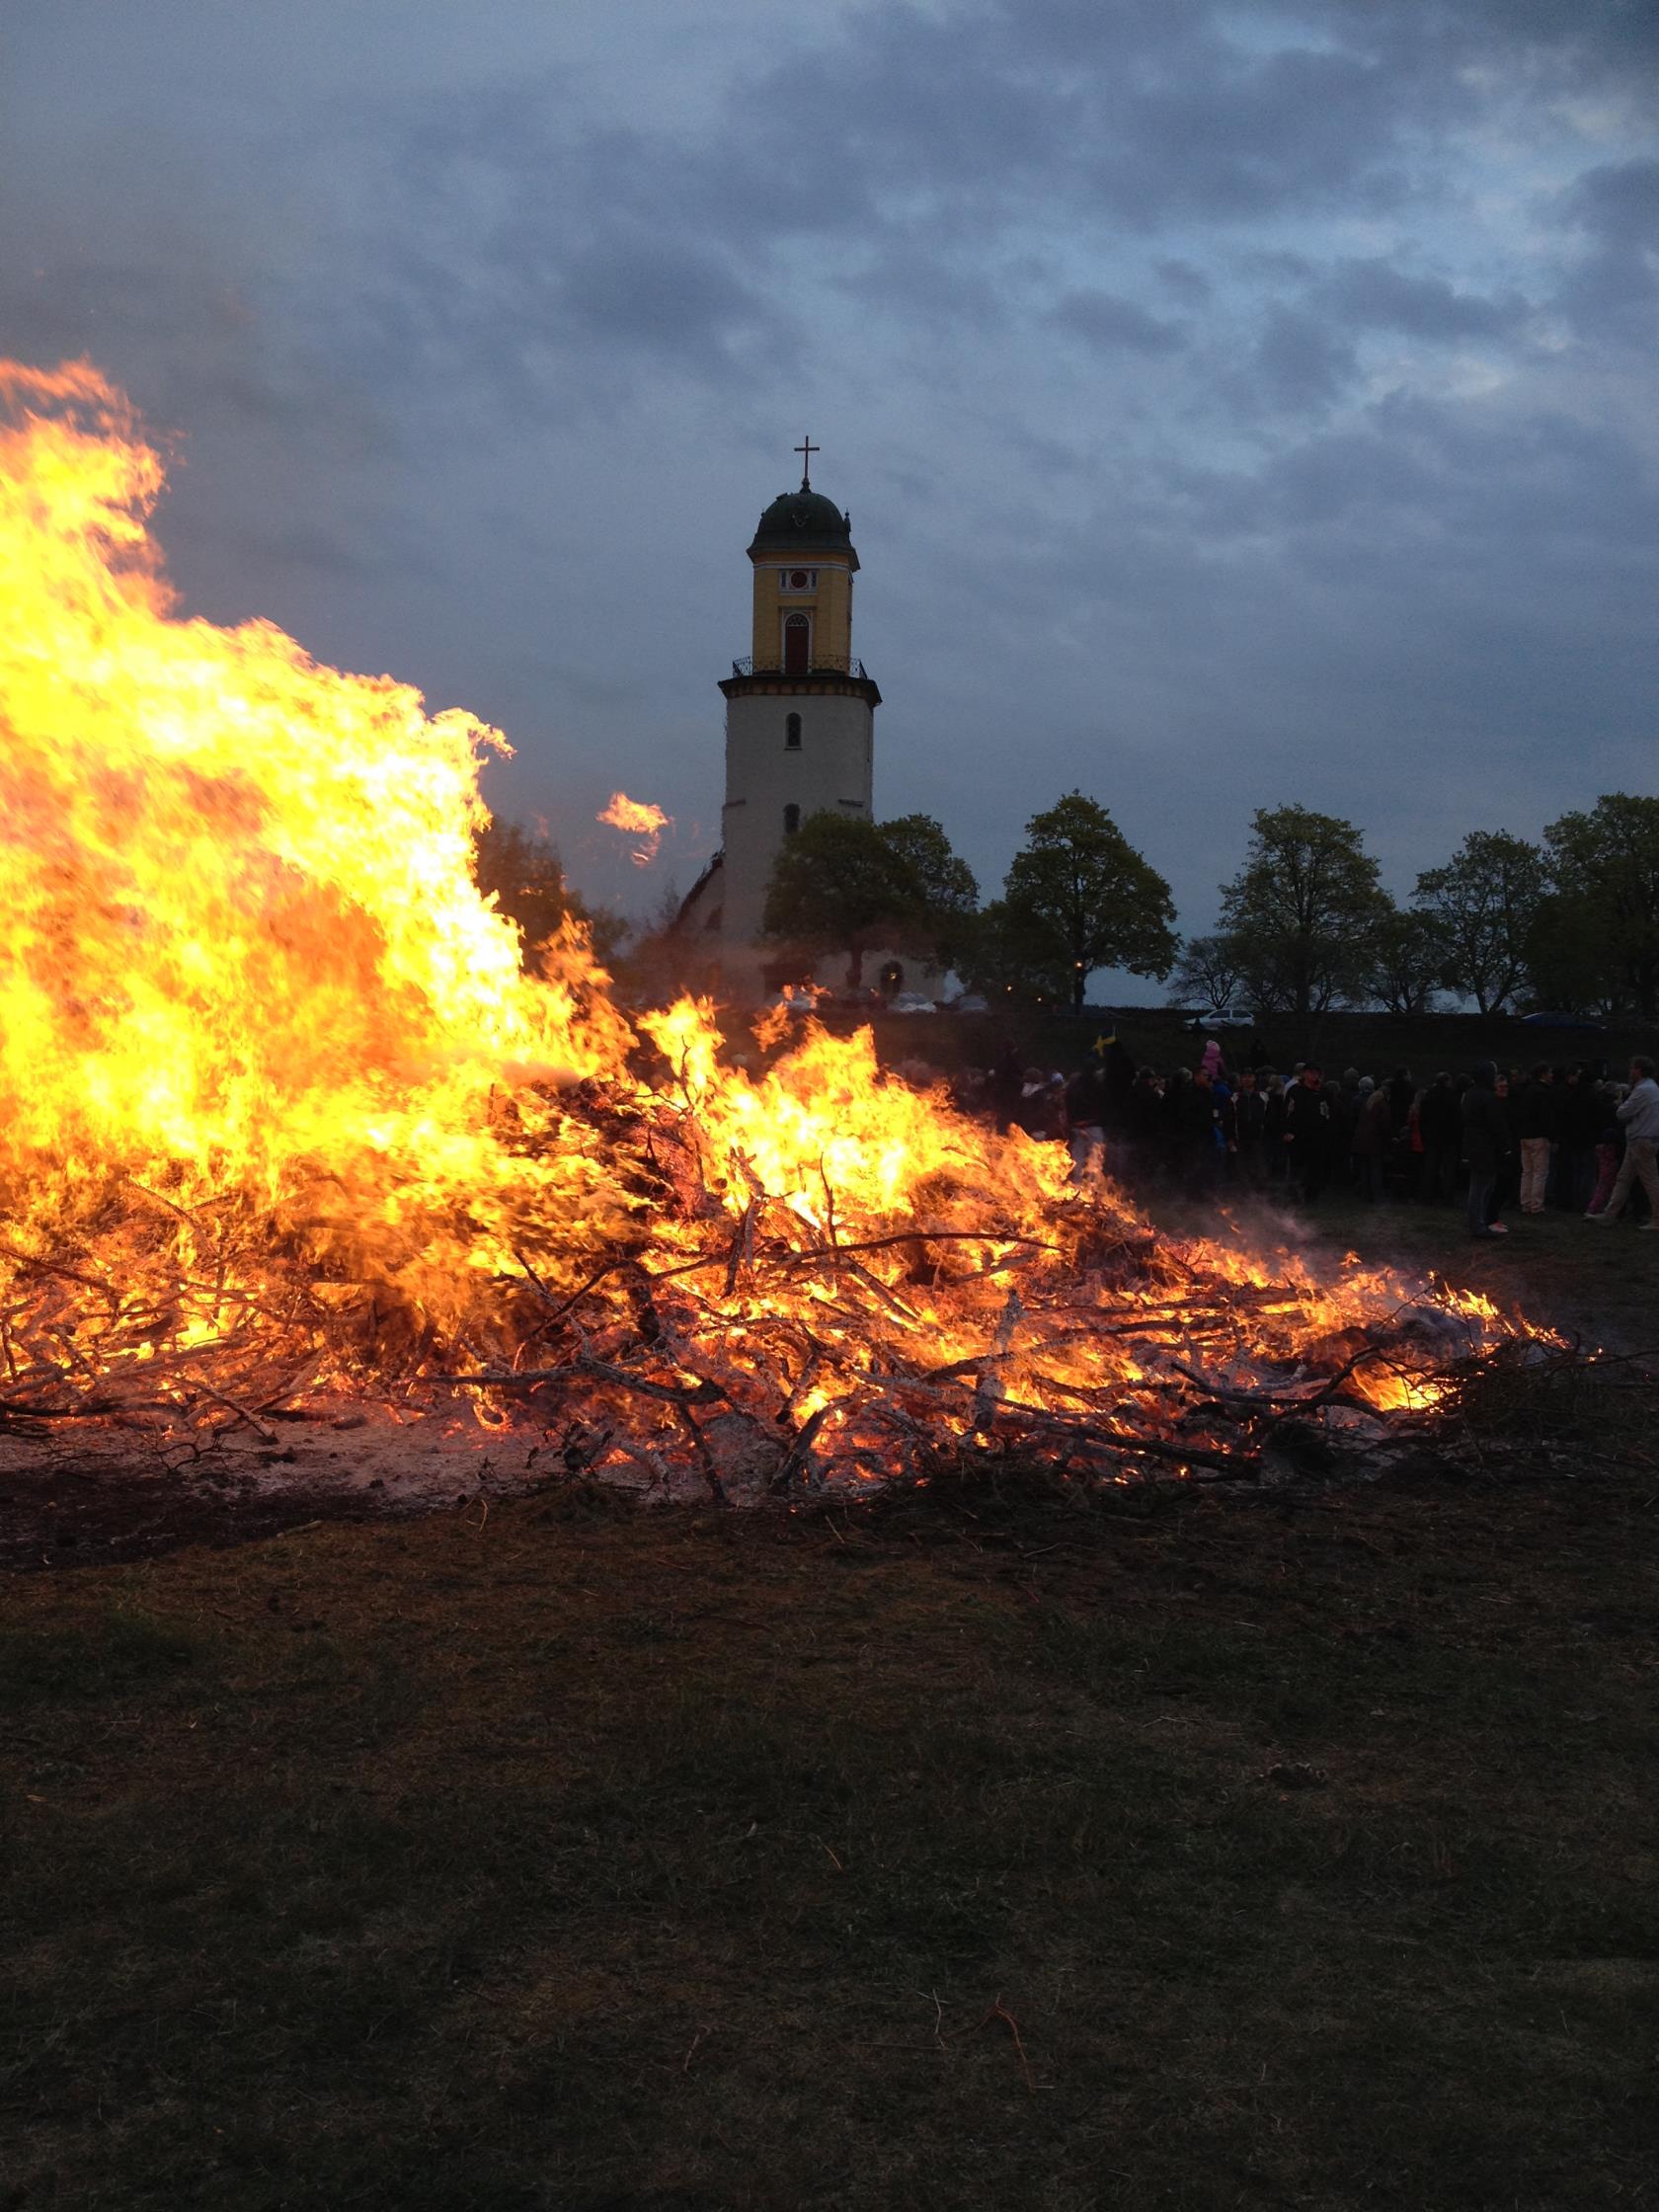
[1522,1010,1610,1031]
[889,992,938,1015]
[946,992,988,1014]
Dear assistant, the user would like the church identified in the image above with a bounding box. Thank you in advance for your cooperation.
[675,440,899,994]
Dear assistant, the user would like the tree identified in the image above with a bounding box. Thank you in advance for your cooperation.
[1170,933,1245,1018]
[1000,792,1177,1015]
[1522,890,1616,1018]
[472,817,626,969]
[1413,830,1546,1013]
[1539,795,1659,1017]
[877,813,980,968]
[1217,804,1389,1021]
[761,811,978,988]
[1366,904,1448,1017]
[959,899,1071,1005]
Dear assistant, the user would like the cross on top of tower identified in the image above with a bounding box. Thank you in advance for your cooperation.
[794,434,819,489]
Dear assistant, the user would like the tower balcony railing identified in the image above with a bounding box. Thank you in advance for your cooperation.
[730,653,869,680]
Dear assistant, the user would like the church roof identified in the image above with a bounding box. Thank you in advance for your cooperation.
[749,485,852,553]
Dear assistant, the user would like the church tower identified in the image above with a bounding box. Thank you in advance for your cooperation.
[715,440,881,952]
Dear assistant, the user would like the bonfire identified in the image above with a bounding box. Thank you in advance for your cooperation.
[0,362,1558,1506]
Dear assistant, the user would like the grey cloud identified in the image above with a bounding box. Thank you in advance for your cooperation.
[1081,44,1411,228]
[1236,304,1358,415]
[1311,0,1659,98]
[1155,258,1212,303]
[1243,250,1319,284]
[324,99,803,417]
[833,244,1016,334]
[1553,158,1659,345]
[1052,289,1187,354]
[1204,394,1659,564]
[1316,259,1529,341]
[556,227,778,363]
[1198,423,1439,533]
[1567,157,1659,248]
[301,0,1649,431]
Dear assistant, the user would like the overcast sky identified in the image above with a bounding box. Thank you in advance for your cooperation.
[3,0,1655,988]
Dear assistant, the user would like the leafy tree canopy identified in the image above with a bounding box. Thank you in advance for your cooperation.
[761,811,978,988]
[1414,830,1546,1014]
[1217,803,1389,1021]
[1000,791,1177,1014]
[879,814,980,954]
[959,899,1071,1005]
[1539,794,1659,1018]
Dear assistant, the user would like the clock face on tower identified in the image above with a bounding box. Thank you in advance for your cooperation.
[778,568,818,592]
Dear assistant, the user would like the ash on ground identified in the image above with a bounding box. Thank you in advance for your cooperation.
[0,1392,738,1571]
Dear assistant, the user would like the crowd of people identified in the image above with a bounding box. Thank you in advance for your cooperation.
[954,1039,1659,1240]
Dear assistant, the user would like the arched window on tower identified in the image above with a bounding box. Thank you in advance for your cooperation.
[782,804,800,836]
[783,611,810,674]
[785,712,802,750]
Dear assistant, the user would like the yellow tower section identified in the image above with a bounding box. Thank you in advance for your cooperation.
[744,449,860,672]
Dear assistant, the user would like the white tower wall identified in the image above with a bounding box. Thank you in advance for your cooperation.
[720,685,875,945]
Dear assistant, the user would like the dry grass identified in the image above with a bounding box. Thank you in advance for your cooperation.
[3,1435,1657,2210]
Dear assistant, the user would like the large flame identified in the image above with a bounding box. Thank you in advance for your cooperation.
[0,361,631,1304]
[0,363,1553,1490]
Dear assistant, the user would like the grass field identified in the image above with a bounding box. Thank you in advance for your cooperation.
[4,1206,1657,2210]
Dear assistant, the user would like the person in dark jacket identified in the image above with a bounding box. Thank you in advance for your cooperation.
[990,1044,1026,1135]
[1351,1081,1394,1203]
[1325,1077,1358,1193]
[1066,1057,1111,1182]
[1126,1066,1165,1162]
[1232,1067,1267,1188]
[1386,1066,1415,1134]
[1417,1072,1460,1205]
[1461,1061,1513,1237]
[1587,1084,1625,1218]
[1104,1037,1139,1129]
[1209,1070,1238,1185]
[1180,1066,1222,1190]
[1555,1065,1601,1213]
[1261,1072,1288,1184]
[1161,1066,1194,1185]
[1283,1066,1333,1202]
[1017,1067,1064,1142]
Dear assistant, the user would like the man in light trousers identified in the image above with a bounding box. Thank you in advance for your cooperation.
[1587,1055,1659,1227]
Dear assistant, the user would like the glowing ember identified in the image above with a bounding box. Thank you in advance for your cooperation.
[0,363,1560,1498]
[597,791,672,866]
